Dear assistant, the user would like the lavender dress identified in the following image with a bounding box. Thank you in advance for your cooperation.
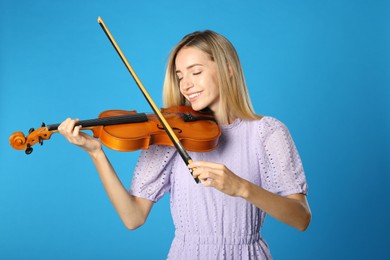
[129,117,308,259]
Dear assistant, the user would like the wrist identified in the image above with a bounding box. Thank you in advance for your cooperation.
[88,147,104,161]
[238,179,251,199]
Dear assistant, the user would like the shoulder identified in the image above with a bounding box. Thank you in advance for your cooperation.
[243,116,289,134]
[222,116,291,144]
[238,116,292,147]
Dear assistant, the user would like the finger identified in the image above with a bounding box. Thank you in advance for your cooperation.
[73,124,82,137]
[191,167,206,182]
[188,160,221,170]
[62,120,80,138]
[64,118,79,133]
[58,118,71,132]
[200,178,214,187]
[59,118,74,132]
[193,167,218,181]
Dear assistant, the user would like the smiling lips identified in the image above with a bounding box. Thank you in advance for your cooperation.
[187,92,201,102]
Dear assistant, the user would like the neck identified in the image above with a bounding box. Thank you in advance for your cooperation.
[202,104,234,125]
[213,109,235,125]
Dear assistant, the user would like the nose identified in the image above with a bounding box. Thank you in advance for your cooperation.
[180,76,194,92]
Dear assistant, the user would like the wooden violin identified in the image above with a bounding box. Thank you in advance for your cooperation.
[10,17,210,183]
[9,106,221,155]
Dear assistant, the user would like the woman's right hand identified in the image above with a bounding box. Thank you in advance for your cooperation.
[58,118,102,155]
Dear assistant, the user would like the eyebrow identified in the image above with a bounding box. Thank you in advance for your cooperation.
[175,64,204,74]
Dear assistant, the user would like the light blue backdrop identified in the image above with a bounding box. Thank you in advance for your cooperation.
[1,0,388,259]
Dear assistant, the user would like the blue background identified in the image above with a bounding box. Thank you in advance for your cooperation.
[1,0,388,259]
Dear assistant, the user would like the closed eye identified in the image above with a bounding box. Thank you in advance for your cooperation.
[176,73,183,82]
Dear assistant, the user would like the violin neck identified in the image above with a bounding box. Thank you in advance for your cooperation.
[46,113,148,131]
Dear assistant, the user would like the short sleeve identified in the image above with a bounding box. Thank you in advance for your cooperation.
[129,145,177,202]
[258,118,308,196]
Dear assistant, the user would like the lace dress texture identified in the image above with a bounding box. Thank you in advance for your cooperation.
[129,116,308,259]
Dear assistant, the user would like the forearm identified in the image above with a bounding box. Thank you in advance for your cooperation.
[240,180,311,231]
[89,149,152,230]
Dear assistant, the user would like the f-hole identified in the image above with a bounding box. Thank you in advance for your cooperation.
[157,124,182,133]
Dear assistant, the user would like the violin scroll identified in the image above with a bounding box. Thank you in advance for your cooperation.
[9,126,54,154]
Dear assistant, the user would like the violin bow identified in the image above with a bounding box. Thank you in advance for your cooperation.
[97,17,199,183]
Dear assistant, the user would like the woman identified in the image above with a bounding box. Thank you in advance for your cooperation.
[58,30,311,259]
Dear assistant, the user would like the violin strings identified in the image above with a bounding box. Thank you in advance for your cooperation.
[47,113,148,131]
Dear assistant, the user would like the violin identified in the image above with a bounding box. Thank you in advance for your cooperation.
[9,106,221,155]
[10,17,208,183]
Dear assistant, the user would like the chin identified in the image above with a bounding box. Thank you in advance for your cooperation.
[190,103,207,112]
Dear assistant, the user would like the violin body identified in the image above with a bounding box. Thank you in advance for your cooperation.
[10,106,221,154]
[95,106,220,152]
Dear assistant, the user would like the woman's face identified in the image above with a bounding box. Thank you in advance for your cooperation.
[175,47,220,114]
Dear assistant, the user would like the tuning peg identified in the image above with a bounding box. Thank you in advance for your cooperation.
[28,128,35,134]
[25,145,33,155]
[39,137,43,145]
[41,122,46,127]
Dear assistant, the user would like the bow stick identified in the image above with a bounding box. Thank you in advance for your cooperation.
[97,17,199,183]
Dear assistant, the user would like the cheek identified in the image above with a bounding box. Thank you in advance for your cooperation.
[200,74,217,91]
[209,77,220,96]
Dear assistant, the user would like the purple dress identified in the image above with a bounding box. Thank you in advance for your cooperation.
[129,117,308,259]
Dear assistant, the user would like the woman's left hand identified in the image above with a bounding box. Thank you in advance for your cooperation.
[188,161,247,197]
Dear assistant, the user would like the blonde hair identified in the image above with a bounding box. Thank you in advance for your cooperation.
[163,30,260,123]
